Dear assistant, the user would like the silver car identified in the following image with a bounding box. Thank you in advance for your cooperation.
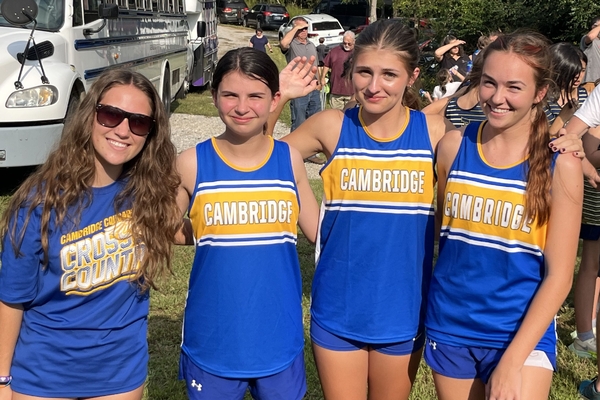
[278,14,345,50]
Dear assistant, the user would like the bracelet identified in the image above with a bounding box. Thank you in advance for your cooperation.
[0,376,11,387]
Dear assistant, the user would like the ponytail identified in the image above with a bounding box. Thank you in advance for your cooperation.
[525,102,552,226]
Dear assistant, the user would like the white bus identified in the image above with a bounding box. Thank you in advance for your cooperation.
[0,0,218,168]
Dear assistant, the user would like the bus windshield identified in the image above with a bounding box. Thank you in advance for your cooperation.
[0,0,65,31]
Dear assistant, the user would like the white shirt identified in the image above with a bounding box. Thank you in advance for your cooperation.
[575,84,600,127]
[432,82,462,100]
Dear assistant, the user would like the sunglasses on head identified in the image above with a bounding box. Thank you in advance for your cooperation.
[95,104,155,137]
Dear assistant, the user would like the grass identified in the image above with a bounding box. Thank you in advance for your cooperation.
[0,171,598,399]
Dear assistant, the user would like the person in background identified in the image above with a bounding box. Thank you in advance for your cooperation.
[249,28,273,53]
[435,35,471,82]
[581,16,600,83]
[316,37,327,68]
[279,17,321,132]
[423,54,486,128]
[320,31,355,110]
[472,35,490,62]
[316,37,328,111]
[0,68,182,400]
[424,68,462,103]
[550,80,600,400]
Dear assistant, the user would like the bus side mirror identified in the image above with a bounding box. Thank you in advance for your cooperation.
[197,21,206,37]
[99,3,119,19]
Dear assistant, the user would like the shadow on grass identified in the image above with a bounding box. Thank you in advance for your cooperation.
[0,166,36,196]
[147,314,187,400]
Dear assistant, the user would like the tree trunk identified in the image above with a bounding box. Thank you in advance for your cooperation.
[370,0,377,23]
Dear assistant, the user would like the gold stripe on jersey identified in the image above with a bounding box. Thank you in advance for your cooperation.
[359,106,410,142]
[322,155,435,206]
[189,185,299,239]
[212,136,274,172]
[442,180,546,250]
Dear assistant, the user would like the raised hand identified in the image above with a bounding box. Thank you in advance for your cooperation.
[279,55,318,100]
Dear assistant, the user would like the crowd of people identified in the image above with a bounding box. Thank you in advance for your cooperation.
[2,14,600,400]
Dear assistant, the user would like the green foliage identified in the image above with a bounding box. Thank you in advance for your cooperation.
[395,0,600,51]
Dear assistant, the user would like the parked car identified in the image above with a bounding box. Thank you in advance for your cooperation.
[278,14,344,53]
[243,4,289,30]
[217,0,248,25]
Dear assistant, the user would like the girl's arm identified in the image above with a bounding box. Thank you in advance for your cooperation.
[450,69,465,82]
[0,302,22,400]
[425,113,456,152]
[549,104,576,136]
[422,96,451,117]
[486,154,582,400]
[434,127,464,237]
[289,146,319,243]
[175,148,198,245]
[583,128,600,168]
[434,40,465,61]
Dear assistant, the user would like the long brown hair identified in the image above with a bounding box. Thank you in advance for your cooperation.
[0,68,181,292]
[482,32,553,226]
[352,20,421,110]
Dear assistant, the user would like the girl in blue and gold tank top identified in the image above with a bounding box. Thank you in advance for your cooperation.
[425,32,583,400]
[176,48,319,400]
[268,19,449,400]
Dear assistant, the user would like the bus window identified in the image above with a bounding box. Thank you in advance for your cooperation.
[73,0,84,25]
[84,0,100,23]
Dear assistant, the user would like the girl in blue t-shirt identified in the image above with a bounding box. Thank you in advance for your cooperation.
[0,69,182,399]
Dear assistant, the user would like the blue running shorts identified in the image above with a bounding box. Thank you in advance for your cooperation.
[424,339,555,383]
[310,319,424,356]
[179,350,306,400]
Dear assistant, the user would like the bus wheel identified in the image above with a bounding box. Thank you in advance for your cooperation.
[162,68,171,114]
[65,88,82,123]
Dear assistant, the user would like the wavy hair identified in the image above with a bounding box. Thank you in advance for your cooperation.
[352,19,421,109]
[482,31,553,226]
[0,68,181,292]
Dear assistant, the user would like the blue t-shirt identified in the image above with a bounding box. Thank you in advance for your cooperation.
[250,35,269,52]
[0,180,148,397]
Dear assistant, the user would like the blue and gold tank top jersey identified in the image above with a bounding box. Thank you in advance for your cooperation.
[426,121,557,353]
[182,137,304,378]
[311,107,435,343]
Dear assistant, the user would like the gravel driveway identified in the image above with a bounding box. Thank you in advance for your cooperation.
[170,25,323,180]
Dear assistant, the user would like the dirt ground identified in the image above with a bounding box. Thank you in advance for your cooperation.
[217,24,278,58]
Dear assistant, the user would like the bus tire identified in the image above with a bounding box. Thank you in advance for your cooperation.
[162,68,171,114]
[65,88,82,124]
